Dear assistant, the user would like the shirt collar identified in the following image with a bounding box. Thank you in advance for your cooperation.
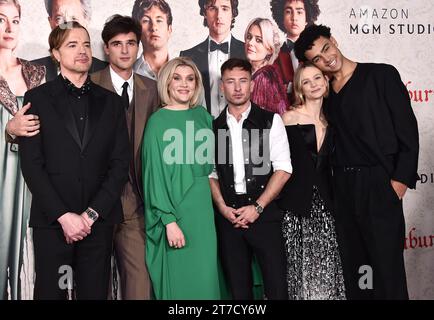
[135,54,170,79]
[109,66,134,92]
[62,75,91,98]
[226,102,251,123]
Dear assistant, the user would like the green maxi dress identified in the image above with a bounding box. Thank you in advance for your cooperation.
[0,97,32,300]
[142,106,221,299]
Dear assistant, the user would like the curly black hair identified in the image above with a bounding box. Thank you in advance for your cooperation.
[294,24,331,62]
[198,0,239,30]
[269,0,320,33]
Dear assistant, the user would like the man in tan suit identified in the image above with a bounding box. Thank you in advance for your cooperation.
[91,14,159,299]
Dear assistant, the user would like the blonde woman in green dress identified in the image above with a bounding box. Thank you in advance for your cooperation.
[142,57,220,299]
[0,0,45,300]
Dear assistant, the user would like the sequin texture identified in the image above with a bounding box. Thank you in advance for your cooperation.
[282,185,346,300]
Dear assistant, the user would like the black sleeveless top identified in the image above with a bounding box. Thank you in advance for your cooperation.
[277,124,334,217]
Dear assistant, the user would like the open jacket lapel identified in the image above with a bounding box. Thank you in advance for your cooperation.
[49,76,82,149]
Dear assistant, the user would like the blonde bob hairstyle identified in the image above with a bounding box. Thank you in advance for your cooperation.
[157,57,204,108]
[292,62,329,107]
[244,17,281,65]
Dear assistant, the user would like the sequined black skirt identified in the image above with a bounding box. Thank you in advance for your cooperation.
[282,186,346,300]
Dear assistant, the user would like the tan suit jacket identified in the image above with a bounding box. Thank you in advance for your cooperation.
[92,67,160,202]
[91,67,159,299]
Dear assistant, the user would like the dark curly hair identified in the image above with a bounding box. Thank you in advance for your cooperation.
[294,24,331,62]
[198,0,239,30]
[270,0,320,33]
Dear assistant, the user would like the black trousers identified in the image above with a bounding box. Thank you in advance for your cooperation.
[216,198,287,300]
[332,165,408,300]
[32,224,114,300]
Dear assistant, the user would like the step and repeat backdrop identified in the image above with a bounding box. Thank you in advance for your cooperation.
[11,0,434,299]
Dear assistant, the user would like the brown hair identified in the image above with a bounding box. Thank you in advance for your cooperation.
[49,21,90,66]
[199,0,238,29]
[132,0,173,26]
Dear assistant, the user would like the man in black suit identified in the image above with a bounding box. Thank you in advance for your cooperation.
[32,0,107,81]
[180,0,245,118]
[19,22,130,300]
[294,25,419,299]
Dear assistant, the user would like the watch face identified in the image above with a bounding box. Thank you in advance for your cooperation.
[86,210,97,221]
[254,203,263,214]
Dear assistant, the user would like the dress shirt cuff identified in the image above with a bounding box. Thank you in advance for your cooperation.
[209,166,219,180]
[272,160,292,174]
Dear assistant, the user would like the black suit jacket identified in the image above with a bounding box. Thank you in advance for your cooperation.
[324,63,419,189]
[32,56,107,82]
[180,35,246,112]
[19,75,130,228]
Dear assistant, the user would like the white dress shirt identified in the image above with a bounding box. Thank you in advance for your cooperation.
[110,66,134,104]
[133,54,170,81]
[210,103,292,194]
[208,34,231,118]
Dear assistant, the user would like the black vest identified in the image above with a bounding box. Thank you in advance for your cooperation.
[213,103,275,209]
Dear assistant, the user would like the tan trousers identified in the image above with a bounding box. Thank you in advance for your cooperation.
[111,214,151,300]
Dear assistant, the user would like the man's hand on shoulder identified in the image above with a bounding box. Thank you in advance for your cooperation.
[6,103,40,138]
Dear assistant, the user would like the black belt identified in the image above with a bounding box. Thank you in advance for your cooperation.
[333,165,372,173]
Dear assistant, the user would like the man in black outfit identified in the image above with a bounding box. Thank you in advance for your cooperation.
[294,24,419,299]
[210,58,292,299]
[33,0,107,81]
[19,22,130,300]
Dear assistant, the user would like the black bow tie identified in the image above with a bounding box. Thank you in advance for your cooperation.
[210,40,229,54]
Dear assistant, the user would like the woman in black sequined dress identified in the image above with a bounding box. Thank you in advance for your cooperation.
[279,63,345,300]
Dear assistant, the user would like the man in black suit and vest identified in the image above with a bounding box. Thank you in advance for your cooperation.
[32,0,107,81]
[91,15,160,300]
[19,22,130,300]
[210,58,292,299]
[295,25,419,299]
[180,0,245,118]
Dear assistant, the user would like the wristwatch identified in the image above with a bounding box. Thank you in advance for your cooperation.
[253,202,264,215]
[85,208,99,222]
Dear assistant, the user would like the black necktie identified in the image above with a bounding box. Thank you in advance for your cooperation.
[121,82,129,110]
[285,40,295,52]
[210,40,229,54]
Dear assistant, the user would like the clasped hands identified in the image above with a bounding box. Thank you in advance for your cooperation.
[220,204,260,229]
[57,212,96,244]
